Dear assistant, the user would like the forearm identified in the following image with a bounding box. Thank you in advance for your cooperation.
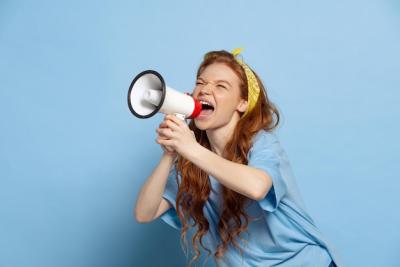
[135,154,175,222]
[186,144,272,200]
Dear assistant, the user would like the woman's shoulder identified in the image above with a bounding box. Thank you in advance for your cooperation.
[247,129,281,157]
[252,129,279,145]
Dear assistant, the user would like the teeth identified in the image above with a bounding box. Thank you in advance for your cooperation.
[200,100,214,107]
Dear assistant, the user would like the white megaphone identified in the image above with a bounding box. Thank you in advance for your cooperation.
[127,70,202,120]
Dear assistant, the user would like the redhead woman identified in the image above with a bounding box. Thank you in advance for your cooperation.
[135,49,342,267]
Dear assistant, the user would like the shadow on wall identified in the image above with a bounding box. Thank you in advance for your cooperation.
[85,209,188,266]
[132,220,217,267]
[131,221,187,266]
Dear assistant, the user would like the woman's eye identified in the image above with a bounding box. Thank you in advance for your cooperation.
[217,84,227,89]
[196,82,203,85]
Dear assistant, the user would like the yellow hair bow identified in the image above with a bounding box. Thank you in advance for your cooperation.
[231,48,261,117]
[231,47,244,57]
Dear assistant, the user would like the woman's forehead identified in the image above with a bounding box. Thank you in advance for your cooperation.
[198,63,240,84]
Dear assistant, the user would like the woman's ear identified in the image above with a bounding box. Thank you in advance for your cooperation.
[237,99,248,113]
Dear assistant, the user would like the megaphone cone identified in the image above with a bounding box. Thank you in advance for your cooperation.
[127,70,202,119]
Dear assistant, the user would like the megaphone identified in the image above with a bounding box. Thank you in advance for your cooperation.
[127,70,202,120]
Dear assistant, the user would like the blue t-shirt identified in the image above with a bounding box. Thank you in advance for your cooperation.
[161,130,343,267]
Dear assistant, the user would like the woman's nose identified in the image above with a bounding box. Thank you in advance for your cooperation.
[199,83,213,95]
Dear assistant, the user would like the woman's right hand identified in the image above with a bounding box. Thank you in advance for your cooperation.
[156,115,178,159]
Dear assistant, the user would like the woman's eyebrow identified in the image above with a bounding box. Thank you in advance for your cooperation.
[197,77,231,87]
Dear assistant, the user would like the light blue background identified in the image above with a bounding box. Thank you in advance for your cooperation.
[1,0,399,266]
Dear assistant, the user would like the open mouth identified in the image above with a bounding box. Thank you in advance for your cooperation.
[200,100,215,111]
[198,100,215,119]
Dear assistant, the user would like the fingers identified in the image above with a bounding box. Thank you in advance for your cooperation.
[156,115,180,154]
[156,138,175,147]
[164,114,187,128]
[155,114,188,149]
[156,127,174,139]
[161,144,175,153]
[157,115,185,139]
[159,118,180,132]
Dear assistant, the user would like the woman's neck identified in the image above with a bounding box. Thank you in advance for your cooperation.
[206,114,240,157]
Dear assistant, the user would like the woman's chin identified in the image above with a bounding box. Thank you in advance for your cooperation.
[194,112,212,129]
[194,120,209,130]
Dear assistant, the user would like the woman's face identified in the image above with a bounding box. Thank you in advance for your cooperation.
[192,63,248,131]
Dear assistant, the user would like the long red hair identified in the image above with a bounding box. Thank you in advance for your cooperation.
[173,50,280,266]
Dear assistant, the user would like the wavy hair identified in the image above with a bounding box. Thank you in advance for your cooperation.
[173,50,280,266]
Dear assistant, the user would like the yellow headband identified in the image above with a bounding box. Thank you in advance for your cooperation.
[231,48,260,117]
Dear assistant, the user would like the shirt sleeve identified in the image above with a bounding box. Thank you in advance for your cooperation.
[247,131,287,212]
[160,163,182,230]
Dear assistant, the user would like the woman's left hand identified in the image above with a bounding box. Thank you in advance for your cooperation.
[156,114,199,158]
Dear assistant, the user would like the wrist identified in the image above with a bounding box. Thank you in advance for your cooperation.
[161,152,177,163]
[183,142,203,163]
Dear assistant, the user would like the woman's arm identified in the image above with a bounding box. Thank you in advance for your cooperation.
[188,144,272,201]
[134,154,175,223]
[156,117,272,201]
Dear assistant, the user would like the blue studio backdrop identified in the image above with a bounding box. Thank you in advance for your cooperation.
[1,0,399,266]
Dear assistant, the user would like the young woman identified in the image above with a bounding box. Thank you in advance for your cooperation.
[135,49,342,267]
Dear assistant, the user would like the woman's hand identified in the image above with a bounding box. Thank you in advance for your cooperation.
[155,114,199,159]
[156,115,178,159]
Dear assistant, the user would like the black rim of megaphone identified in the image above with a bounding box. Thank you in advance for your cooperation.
[127,70,166,119]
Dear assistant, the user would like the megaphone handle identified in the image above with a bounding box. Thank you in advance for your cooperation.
[173,113,186,120]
